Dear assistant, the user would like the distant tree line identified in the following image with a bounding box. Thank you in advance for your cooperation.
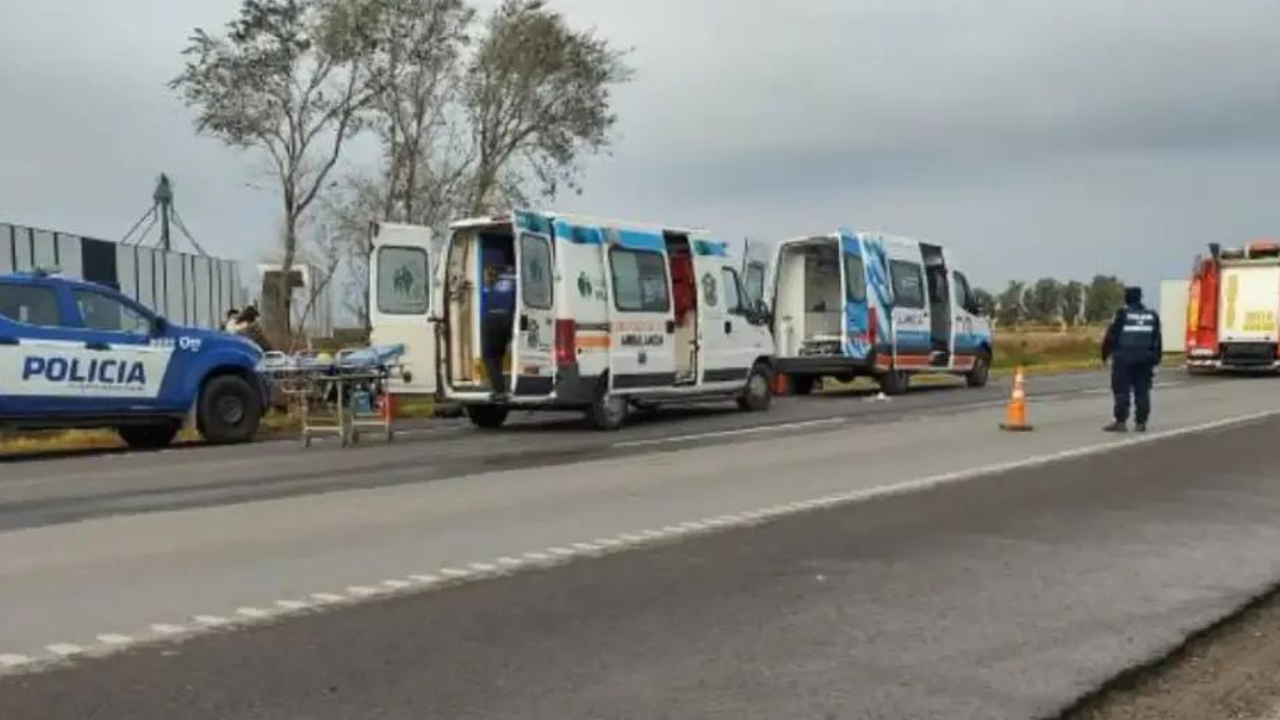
[969,275,1128,328]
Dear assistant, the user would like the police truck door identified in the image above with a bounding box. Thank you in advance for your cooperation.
[512,214,556,397]
[370,223,436,395]
[65,285,174,415]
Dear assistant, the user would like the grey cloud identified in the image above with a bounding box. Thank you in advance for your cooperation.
[2,0,1278,305]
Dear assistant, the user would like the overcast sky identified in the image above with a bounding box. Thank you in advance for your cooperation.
[3,0,1280,299]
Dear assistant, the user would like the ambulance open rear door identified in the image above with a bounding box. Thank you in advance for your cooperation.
[369,222,437,395]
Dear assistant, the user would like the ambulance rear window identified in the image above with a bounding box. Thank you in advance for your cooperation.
[0,283,60,326]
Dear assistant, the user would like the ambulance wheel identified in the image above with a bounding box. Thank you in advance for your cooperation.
[117,421,181,450]
[587,393,628,431]
[465,404,509,429]
[878,370,910,396]
[966,353,991,388]
[198,374,262,444]
[790,375,816,396]
[737,363,773,412]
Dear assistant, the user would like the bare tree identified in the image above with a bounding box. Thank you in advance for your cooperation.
[463,0,632,214]
[171,0,388,341]
[374,0,475,224]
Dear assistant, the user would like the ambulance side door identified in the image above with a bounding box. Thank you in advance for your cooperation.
[605,229,676,392]
[66,286,176,415]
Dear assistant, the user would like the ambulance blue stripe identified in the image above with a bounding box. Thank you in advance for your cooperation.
[616,230,664,252]
[514,211,552,236]
[553,220,603,245]
[692,240,728,257]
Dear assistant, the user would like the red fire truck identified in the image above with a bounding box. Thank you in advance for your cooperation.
[1186,239,1280,371]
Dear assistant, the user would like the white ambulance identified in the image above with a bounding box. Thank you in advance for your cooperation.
[369,211,776,430]
[1186,240,1280,371]
[770,230,992,395]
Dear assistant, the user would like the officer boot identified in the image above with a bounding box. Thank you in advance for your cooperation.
[1103,421,1128,433]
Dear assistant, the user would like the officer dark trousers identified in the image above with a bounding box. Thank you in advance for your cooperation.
[482,315,513,395]
[1111,360,1153,425]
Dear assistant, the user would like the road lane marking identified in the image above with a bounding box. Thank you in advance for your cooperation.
[0,654,32,668]
[310,593,345,604]
[195,615,231,626]
[236,607,271,619]
[497,557,523,566]
[522,551,551,561]
[276,600,310,610]
[382,579,412,590]
[345,586,381,597]
[96,634,134,646]
[46,644,83,657]
[440,567,471,578]
[150,624,186,635]
[468,563,497,573]
[613,417,847,449]
[409,574,441,584]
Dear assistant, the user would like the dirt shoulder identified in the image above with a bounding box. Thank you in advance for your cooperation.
[1064,583,1280,720]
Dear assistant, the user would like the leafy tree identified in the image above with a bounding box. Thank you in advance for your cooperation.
[463,0,632,213]
[1025,278,1064,324]
[172,0,389,340]
[971,287,996,319]
[372,0,474,225]
[1061,280,1087,327]
[1085,274,1126,323]
[996,281,1026,328]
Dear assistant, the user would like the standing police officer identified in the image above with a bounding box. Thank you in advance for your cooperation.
[1101,287,1162,432]
[481,263,517,401]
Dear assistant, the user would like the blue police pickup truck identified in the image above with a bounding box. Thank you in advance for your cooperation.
[0,271,267,449]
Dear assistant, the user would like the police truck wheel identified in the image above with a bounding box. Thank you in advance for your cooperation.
[117,421,181,450]
[790,375,816,396]
[465,404,509,429]
[587,393,628,431]
[878,370,910,396]
[965,353,991,388]
[197,374,262,444]
[737,363,773,412]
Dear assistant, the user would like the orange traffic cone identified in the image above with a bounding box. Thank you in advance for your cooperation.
[1000,366,1033,431]
[772,373,790,396]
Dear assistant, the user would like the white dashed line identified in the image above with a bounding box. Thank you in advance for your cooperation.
[468,563,497,573]
[409,574,441,584]
[310,593,345,604]
[195,615,231,626]
[571,542,600,552]
[346,586,381,598]
[276,600,310,611]
[593,538,623,548]
[613,417,847,448]
[382,579,412,590]
[0,654,32,668]
[236,607,270,619]
[547,547,575,557]
[96,634,134,646]
[523,551,551,562]
[150,624,186,635]
[618,533,646,543]
[47,644,84,657]
[497,557,523,567]
[440,567,471,578]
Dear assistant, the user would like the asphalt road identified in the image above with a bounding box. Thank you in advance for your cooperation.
[0,370,1136,531]
[3,369,1280,720]
[5,379,1280,719]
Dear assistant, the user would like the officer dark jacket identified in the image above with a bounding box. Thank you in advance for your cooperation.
[1102,303,1162,365]
[482,270,516,319]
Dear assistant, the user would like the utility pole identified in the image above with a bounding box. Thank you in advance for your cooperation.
[153,173,174,252]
